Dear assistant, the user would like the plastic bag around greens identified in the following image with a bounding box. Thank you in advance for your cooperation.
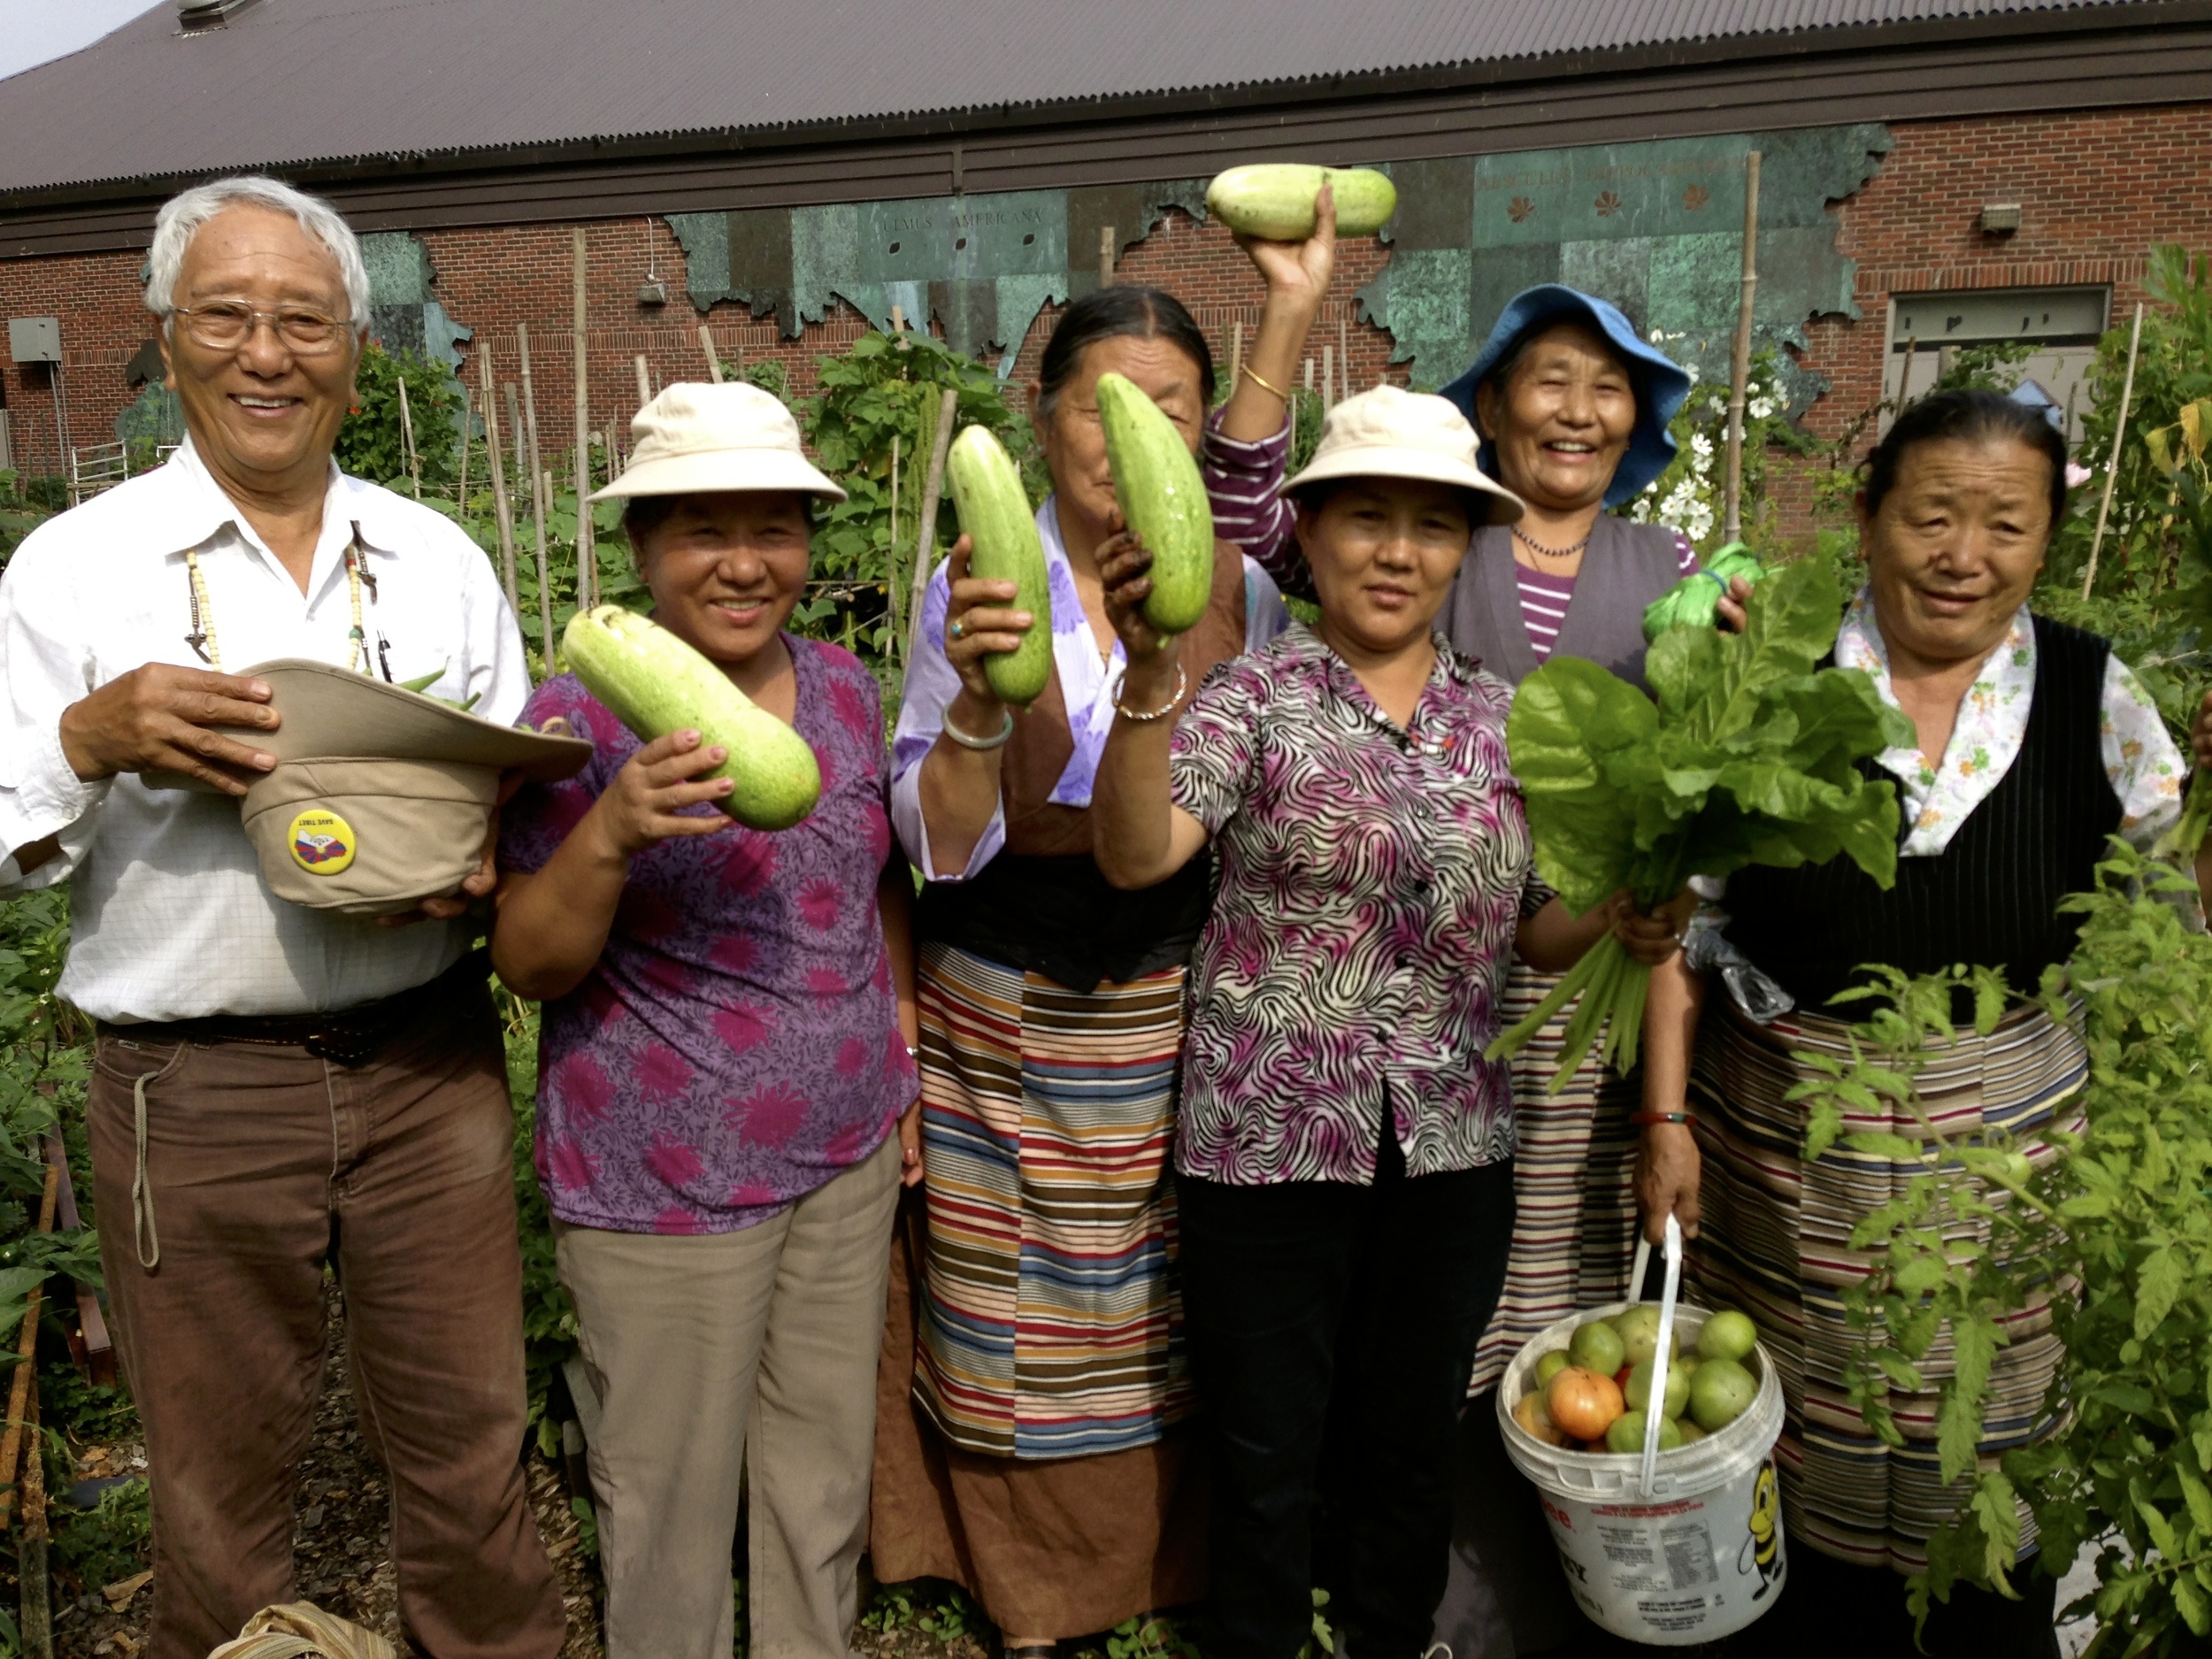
[1640,543,1765,643]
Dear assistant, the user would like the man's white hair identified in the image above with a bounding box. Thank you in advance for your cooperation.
[143,175,372,334]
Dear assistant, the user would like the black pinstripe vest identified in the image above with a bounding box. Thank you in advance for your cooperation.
[1724,615,2121,1014]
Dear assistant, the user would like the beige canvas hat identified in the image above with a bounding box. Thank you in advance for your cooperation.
[209,659,591,917]
[591,380,847,503]
[1281,384,1525,525]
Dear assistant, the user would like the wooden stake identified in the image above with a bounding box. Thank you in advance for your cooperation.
[1229,321,1243,391]
[910,387,960,660]
[0,1152,60,1532]
[396,374,421,500]
[480,349,520,615]
[2083,300,2147,600]
[1321,345,1335,411]
[634,353,652,411]
[19,1365,47,1659]
[1099,227,1116,288]
[517,323,557,671]
[699,324,724,382]
[1339,317,1350,400]
[1303,357,1314,394]
[456,385,472,511]
[887,433,903,652]
[1723,150,1763,547]
[573,228,595,611]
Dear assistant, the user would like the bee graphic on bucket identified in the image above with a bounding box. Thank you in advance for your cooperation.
[1740,1460,1784,1596]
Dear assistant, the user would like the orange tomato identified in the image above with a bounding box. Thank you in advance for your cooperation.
[1548,1365,1626,1442]
[1513,1389,1567,1447]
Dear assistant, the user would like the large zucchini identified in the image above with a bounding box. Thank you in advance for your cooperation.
[1095,372,1214,635]
[563,605,821,831]
[1206,165,1397,241]
[946,425,1054,706]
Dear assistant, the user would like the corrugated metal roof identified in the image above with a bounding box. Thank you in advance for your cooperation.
[0,0,2168,195]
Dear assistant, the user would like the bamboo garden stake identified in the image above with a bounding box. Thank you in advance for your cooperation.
[1321,345,1335,410]
[887,434,903,651]
[396,374,421,499]
[1100,227,1116,288]
[699,325,724,382]
[1229,320,1243,389]
[634,353,652,411]
[910,387,960,661]
[573,228,596,611]
[456,385,472,510]
[1723,150,1763,547]
[0,1152,59,1531]
[2083,301,2147,600]
[517,324,557,670]
[480,349,521,614]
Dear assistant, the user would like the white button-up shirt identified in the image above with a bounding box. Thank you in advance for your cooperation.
[0,441,531,1023]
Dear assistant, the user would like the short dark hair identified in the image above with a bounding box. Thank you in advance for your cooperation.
[621,489,816,561]
[1037,286,1215,417]
[1863,388,2068,526]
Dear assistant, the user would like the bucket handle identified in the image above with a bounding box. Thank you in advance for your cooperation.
[1635,1214,1685,1501]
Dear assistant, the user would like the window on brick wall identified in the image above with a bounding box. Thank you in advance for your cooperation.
[1882,287,2109,442]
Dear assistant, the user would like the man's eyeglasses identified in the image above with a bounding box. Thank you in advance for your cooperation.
[170,302,355,355]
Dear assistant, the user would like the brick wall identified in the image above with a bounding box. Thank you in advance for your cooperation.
[5,100,2208,533]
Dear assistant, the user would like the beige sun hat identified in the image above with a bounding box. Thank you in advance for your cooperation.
[182,659,592,917]
[591,380,846,503]
[1281,384,1525,525]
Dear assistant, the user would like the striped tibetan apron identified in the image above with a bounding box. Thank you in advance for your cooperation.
[1686,997,2081,1572]
[912,941,1194,1458]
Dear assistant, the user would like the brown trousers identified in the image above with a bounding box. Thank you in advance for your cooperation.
[88,989,565,1659]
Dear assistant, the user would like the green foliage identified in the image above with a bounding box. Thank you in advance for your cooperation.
[0,471,56,568]
[1827,844,2212,1654]
[1626,342,1814,551]
[0,891,104,1313]
[858,1578,979,1642]
[334,342,465,492]
[801,329,1034,661]
[51,1478,150,1591]
[1492,554,1914,1082]
[500,988,578,1455]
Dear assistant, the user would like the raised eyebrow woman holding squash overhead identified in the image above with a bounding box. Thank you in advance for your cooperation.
[869,282,1288,1658]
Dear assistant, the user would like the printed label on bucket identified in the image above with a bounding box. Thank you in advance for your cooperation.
[1554,1458,1786,1642]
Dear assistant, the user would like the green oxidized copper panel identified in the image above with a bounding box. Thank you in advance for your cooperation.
[670,180,1205,369]
[1361,124,1891,401]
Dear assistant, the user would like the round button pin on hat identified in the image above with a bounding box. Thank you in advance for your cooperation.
[209,659,592,916]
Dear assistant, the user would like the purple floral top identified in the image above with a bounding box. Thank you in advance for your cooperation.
[1167,623,1530,1186]
[500,635,918,1234]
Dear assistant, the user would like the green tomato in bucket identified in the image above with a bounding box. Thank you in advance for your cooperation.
[1625,1358,1691,1421]
[1569,1318,1625,1378]
[1689,1356,1759,1432]
[1605,1409,1685,1455]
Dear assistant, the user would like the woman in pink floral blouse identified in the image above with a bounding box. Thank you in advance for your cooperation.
[1090,386,1643,1659]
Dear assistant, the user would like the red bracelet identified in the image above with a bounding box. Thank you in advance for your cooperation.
[1632,1110,1694,1126]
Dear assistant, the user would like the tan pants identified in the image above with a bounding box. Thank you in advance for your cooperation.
[88,992,565,1659]
[557,1131,902,1659]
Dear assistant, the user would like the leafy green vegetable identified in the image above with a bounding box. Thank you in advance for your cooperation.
[396,662,482,712]
[1490,553,1916,1086]
[1640,541,1765,642]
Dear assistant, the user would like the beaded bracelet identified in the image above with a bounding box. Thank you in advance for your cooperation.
[1113,663,1188,723]
[1631,1110,1694,1127]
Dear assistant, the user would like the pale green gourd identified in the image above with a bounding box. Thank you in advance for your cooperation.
[1094,372,1215,635]
[1206,165,1398,241]
[562,605,822,831]
[946,425,1054,706]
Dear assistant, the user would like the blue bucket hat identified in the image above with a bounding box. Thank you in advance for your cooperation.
[1440,285,1694,509]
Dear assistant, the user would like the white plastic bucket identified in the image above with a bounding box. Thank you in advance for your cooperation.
[1494,1217,1787,1646]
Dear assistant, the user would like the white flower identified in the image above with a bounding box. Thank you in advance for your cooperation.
[1709,396,1728,417]
[1691,432,1715,459]
[1649,327,1666,343]
[1749,396,1775,420]
[1684,363,1701,385]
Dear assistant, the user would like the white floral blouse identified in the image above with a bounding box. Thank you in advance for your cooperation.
[1835,587,2185,856]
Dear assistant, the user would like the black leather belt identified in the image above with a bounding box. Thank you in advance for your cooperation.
[98,948,492,1069]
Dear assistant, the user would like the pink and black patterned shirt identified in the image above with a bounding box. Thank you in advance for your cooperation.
[1167,622,1530,1187]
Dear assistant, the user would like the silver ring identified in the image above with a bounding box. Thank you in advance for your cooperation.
[949,619,965,641]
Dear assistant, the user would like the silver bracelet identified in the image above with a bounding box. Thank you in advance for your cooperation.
[1113,663,1188,723]
[941,708,1015,750]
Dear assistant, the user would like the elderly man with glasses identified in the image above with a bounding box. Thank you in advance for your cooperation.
[0,176,562,1657]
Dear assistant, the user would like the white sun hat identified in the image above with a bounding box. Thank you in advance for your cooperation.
[1280,384,1524,525]
[590,380,846,503]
